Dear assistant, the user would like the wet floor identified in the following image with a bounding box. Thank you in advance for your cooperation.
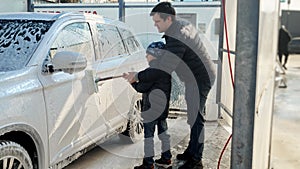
[270,54,300,169]
[64,116,231,169]
[63,56,300,169]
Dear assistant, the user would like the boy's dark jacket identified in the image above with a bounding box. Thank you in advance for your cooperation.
[131,59,171,121]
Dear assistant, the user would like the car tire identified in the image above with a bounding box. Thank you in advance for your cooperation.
[120,94,144,143]
[0,140,33,169]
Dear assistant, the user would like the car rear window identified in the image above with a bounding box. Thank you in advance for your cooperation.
[96,23,127,59]
[119,28,143,54]
[0,20,53,72]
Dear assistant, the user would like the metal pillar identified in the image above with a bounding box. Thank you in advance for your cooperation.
[231,0,259,168]
[119,0,125,22]
[216,0,225,118]
[28,0,33,12]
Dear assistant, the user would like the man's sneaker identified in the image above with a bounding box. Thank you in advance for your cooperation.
[134,163,154,169]
[178,158,203,169]
[155,157,172,168]
[176,152,192,161]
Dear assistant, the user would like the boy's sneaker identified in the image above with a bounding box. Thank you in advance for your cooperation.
[155,157,172,168]
[134,163,154,169]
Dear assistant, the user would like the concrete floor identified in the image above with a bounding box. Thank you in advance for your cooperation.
[270,54,300,169]
[63,55,300,169]
[64,117,231,169]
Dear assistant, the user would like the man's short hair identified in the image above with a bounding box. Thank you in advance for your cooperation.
[150,2,176,21]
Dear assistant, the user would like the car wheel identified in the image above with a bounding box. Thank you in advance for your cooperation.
[120,95,144,143]
[0,140,33,169]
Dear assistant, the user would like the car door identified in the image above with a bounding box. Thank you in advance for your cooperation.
[92,23,146,129]
[110,26,148,124]
[38,21,106,165]
[92,23,131,130]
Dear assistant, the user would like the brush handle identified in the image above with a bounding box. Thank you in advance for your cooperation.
[95,75,123,83]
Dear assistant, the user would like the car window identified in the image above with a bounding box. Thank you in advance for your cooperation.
[96,23,127,60]
[292,39,300,45]
[0,20,53,72]
[49,22,94,60]
[119,28,143,54]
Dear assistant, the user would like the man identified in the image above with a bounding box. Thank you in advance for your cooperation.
[278,25,292,70]
[124,2,216,169]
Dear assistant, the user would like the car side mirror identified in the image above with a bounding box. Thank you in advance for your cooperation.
[52,51,87,74]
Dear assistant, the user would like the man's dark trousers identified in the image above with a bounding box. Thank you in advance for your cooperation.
[184,82,211,161]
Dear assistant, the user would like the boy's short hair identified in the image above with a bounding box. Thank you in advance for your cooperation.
[150,2,176,21]
[146,41,165,59]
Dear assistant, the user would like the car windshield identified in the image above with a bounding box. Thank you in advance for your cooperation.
[0,20,53,72]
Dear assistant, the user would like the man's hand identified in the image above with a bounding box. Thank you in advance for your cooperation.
[122,72,137,84]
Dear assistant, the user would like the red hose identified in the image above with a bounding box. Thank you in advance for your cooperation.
[217,0,234,168]
[218,134,232,169]
[222,0,235,88]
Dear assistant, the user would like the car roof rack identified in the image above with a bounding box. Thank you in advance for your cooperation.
[52,12,81,20]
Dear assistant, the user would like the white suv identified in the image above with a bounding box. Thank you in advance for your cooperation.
[0,12,147,169]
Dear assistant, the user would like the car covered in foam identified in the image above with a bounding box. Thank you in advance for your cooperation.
[0,12,147,169]
[288,37,300,54]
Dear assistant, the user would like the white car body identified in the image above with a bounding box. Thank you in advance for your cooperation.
[0,12,147,169]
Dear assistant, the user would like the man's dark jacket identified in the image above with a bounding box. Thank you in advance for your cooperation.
[132,59,171,121]
[279,27,291,55]
[137,19,216,90]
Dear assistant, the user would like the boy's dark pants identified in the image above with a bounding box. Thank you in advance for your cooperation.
[143,119,172,165]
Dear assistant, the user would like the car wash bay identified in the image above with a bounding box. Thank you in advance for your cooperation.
[31,1,298,168]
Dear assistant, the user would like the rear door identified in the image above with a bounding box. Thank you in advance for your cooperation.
[92,23,146,129]
[92,23,131,129]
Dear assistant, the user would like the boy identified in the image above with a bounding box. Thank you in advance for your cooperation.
[130,42,172,169]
